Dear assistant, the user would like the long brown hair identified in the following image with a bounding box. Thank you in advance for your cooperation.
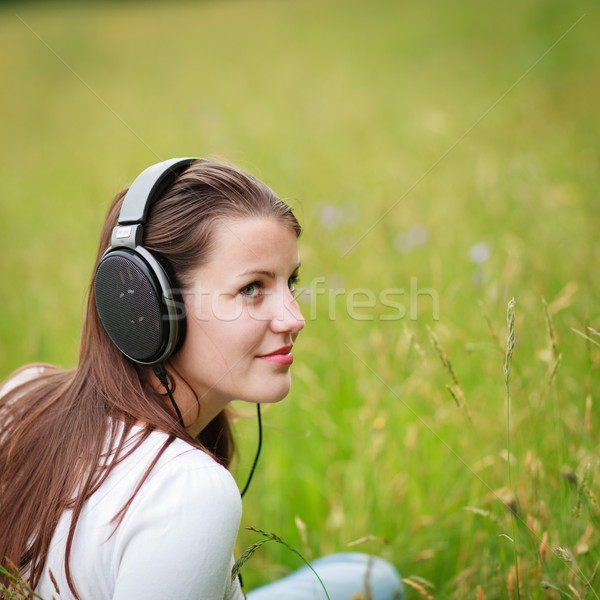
[0,160,301,595]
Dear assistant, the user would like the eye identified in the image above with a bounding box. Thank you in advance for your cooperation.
[240,281,263,297]
[288,274,300,293]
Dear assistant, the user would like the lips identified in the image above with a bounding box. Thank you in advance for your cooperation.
[257,345,294,366]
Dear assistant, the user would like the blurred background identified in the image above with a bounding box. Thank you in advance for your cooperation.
[1,1,599,597]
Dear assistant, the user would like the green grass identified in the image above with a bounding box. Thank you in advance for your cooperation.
[1,0,599,597]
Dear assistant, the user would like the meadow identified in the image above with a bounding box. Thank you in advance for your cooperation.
[1,0,599,597]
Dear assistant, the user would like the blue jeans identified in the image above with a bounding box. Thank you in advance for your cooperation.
[246,553,404,600]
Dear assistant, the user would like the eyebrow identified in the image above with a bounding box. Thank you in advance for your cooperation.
[236,263,301,279]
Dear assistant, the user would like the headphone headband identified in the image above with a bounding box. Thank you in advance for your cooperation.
[118,157,198,225]
[95,157,198,367]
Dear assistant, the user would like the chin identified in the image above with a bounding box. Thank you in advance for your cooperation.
[261,391,290,404]
[243,381,292,405]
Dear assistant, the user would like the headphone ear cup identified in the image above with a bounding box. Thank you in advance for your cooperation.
[94,248,185,366]
[152,251,187,356]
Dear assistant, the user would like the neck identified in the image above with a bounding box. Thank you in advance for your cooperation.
[151,365,229,436]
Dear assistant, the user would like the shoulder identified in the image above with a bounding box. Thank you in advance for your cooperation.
[106,433,242,598]
[55,431,243,600]
[0,364,47,398]
[121,431,242,525]
[156,436,241,498]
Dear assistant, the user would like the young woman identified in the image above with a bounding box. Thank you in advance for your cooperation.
[0,159,403,600]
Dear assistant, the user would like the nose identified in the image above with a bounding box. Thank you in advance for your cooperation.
[270,288,305,335]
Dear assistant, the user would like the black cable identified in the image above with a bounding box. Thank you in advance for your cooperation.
[153,363,261,498]
[237,405,263,589]
[152,364,185,428]
[240,404,262,498]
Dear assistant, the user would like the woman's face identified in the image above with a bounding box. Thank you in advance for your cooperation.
[170,217,305,427]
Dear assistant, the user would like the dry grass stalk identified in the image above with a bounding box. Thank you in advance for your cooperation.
[0,559,44,600]
[542,297,559,360]
[546,352,562,389]
[363,554,373,600]
[444,382,461,407]
[402,578,435,600]
[575,525,593,557]
[589,559,600,588]
[547,281,578,314]
[490,486,518,516]
[526,514,539,537]
[411,549,436,561]
[540,531,549,562]
[478,301,501,349]
[584,319,593,359]
[517,559,524,598]
[347,535,388,547]
[427,328,458,385]
[568,583,583,599]
[585,322,600,359]
[585,394,592,437]
[427,327,472,422]
[555,546,575,564]
[537,530,549,582]
[476,584,486,600]
[507,567,515,600]
[573,464,589,519]
[503,299,521,599]
[234,528,331,599]
[294,515,312,562]
[506,559,524,600]
[504,298,516,384]
[463,505,500,524]
[404,329,425,358]
[48,569,60,596]
[571,326,600,352]
[577,465,600,515]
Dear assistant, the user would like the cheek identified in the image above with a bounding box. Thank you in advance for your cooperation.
[215,317,267,358]
[184,313,266,367]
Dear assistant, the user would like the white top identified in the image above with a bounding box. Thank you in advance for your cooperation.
[1,370,244,600]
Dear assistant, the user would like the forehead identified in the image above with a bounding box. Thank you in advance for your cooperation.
[207,217,299,268]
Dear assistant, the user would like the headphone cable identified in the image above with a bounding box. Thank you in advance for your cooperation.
[240,404,262,498]
[153,364,185,428]
[153,364,262,498]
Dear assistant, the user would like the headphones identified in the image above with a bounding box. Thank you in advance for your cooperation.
[94,157,199,367]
